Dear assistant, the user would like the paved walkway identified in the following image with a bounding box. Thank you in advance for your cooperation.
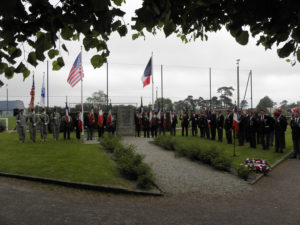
[122,137,251,195]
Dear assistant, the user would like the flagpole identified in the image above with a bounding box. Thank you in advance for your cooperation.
[81,46,84,136]
[106,61,109,108]
[161,64,163,112]
[209,67,211,111]
[151,52,154,106]
[47,60,49,110]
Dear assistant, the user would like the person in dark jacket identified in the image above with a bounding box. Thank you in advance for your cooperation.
[238,109,246,146]
[135,110,142,137]
[181,110,189,136]
[224,109,233,144]
[274,110,287,153]
[151,111,158,138]
[216,110,224,142]
[210,112,217,140]
[198,111,206,138]
[142,111,150,138]
[74,112,82,140]
[258,109,272,150]
[190,110,198,136]
[248,110,258,148]
[291,110,300,159]
[170,111,177,136]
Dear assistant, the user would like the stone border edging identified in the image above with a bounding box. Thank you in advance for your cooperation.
[0,172,163,196]
[249,151,293,185]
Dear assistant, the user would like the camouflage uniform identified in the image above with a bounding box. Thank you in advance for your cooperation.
[16,110,27,142]
[28,111,38,142]
[51,111,61,140]
[40,112,49,141]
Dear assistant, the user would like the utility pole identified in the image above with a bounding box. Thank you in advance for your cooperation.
[161,65,163,112]
[6,84,8,115]
[236,59,240,109]
[250,70,253,109]
[209,67,212,111]
[47,60,49,110]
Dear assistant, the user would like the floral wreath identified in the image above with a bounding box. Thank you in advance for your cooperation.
[243,158,271,174]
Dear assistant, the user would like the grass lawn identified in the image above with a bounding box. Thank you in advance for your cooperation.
[0,132,133,189]
[0,116,16,130]
[166,127,294,169]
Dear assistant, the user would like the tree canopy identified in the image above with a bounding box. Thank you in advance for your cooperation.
[256,96,276,113]
[1,0,300,82]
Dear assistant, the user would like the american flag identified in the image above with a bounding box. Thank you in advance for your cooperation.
[67,52,84,87]
[29,75,35,111]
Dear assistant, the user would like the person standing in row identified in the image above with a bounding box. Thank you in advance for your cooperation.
[51,108,61,141]
[190,110,198,136]
[181,110,189,136]
[97,104,104,138]
[198,111,206,138]
[274,110,287,153]
[135,110,141,137]
[151,111,158,138]
[216,110,224,142]
[87,108,95,141]
[62,105,71,140]
[159,111,166,136]
[205,110,210,139]
[16,108,27,143]
[40,108,49,142]
[210,112,217,140]
[75,112,82,140]
[291,110,300,159]
[248,110,257,148]
[238,109,246,146]
[142,111,150,138]
[170,110,177,136]
[28,108,38,142]
[224,109,233,144]
[258,109,271,150]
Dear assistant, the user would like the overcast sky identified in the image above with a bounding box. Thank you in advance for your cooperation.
[1,0,300,109]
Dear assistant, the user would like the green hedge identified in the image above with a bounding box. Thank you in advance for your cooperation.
[101,133,154,189]
[153,136,232,172]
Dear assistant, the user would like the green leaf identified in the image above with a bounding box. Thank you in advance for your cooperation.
[113,0,123,6]
[117,25,127,36]
[163,22,176,37]
[23,68,30,80]
[5,66,14,79]
[15,62,26,73]
[48,49,59,59]
[28,52,38,67]
[0,63,8,74]
[91,54,105,68]
[52,60,61,71]
[132,33,140,40]
[62,44,68,53]
[296,49,300,62]
[236,31,249,45]
[277,41,294,58]
[57,57,65,67]
[61,27,73,40]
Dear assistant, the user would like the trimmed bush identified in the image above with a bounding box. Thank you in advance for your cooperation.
[0,121,6,133]
[137,173,154,189]
[198,146,220,165]
[211,154,232,171]
[237,164,250,180]
[100,133,121,153]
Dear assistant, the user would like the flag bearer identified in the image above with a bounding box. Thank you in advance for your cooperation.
[142,111,150,138]
[224,109,233,144]
[51,108,61,140]
[87,108,95,140]
[40,108,49,141]
[62,105,71,140]
[190,110,198,136]
[217,110,224,142]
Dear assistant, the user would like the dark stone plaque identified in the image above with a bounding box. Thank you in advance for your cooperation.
[116,106,135,136]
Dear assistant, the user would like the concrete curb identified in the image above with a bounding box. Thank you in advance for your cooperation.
[249,151,293,185]
[0,172,163,196]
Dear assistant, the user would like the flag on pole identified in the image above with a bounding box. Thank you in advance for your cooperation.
[140,97,143,114]
[141,57,152,88]
[40,75,45,107]
[98,104,104,127]
[89,105,95,126]
[163,112,166,128]
[78,110,83,132]
[65,102,70,123]
[291,106,298,113]
[233,105,239,134]
[29,75,35,111]
[206,108,210,128]
[157,102,161,120]
[67,52,84,87]
[107,103,112,126]
[149,105,153,126]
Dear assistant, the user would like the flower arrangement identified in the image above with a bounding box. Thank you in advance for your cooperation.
[244,158,270,174]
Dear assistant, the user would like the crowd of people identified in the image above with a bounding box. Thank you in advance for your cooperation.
[134,107,300,159]
[15,107,117,142]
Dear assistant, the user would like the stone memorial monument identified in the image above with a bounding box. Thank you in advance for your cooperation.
[116,106,135,136]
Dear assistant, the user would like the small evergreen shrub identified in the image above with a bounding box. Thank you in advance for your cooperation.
[211,154,232,171]
[100,133,121,153]
[237,164,250,180]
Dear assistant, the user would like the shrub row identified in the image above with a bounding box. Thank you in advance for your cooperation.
[0,121,6,133]
[101,133,154,189]
[153,136,232,171]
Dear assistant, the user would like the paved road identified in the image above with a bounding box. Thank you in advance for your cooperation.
[0,138,299,225]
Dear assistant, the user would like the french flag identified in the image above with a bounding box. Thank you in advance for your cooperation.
[98,104,104,127]
[206,109,210,128]
[233,105,239,134]
[65,102,69,123]
[157,102,161,120]
[149,106,153,126]
[169,108,173,126]
[141,57,152,88]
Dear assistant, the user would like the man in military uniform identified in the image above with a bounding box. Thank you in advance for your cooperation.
[16,108,27,143]
[61,111,71,140]
[110,113,117,134]
[248,110,257,148]
[28,108,38,142]
[238,109,246,146]
[74,112,82,140]
[216,110,224,142]
[86,109,95,140]
[151,111,158,138]
[190,110,198,136]
[274,110,287,153]
[181,110,189,136]
[224,109,233,144]
[142,111,150,138]
[40,108,49,142]
[291,110,300,159]
[51,107,61,141]
[205,110,210,139]
[198,111,206,138]
[258,109,271,150]
[159,111,166,136]
[210,111,217,140]
[170,110,177,136]
[135,110,141,137]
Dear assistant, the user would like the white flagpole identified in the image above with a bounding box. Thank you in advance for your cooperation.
[152,52,154,106]
[81,46,84,136]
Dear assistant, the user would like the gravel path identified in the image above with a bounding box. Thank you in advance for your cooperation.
[122,137,251,195]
